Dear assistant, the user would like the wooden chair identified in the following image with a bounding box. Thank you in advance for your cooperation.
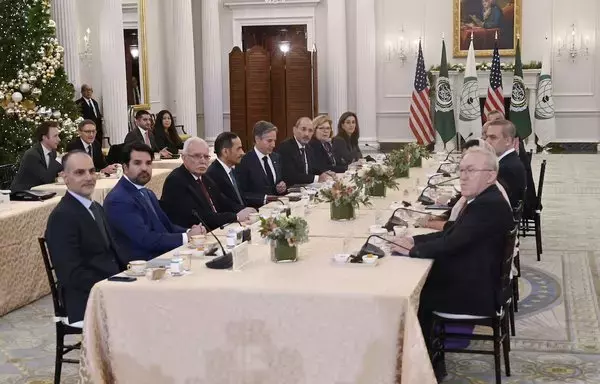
[520,160,547,261]
[430,226,518,384]
[0,163,18,190]
[38,238,82,384]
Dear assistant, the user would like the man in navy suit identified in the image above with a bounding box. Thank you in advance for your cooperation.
[45,150,121,326]
[234,121,287,208]
[104,143,206,263]
[66,119,118,174]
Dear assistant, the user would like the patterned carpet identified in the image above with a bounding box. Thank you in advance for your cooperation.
[1,154,600,383]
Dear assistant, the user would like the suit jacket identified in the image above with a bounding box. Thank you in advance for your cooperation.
[104,177,187,263]
[332,136,362,166]
[276,137,325,186]
[235,150,284,208]
[124,127,159,153]
[518,139,537,218]
[154,128,183,154]
[160,166,238,231]
[410,184,514,316]
[45,193,121,323]
[75,97,103,140]
[498,150,526,208]
[10,143,63,191]
[308,138,348,173]
[206,160,245,213]
[66,138,108,171]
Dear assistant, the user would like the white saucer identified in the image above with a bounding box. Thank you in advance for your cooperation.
[124,269,146,277]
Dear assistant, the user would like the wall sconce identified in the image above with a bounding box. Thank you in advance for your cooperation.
[130,44,140,59]
[79,28,92,65]
[384,26,417,66]
[556,24,590,62]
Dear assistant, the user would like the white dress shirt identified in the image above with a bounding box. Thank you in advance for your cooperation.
[498,147,515,162]
[294,138,318,183]
[80,138,93,155]
[41,143,52,168]
[138,127,151,145]
[67,190,95,218]
[84,97,97,117]
[254,147,277,184]
[123,175,188,244]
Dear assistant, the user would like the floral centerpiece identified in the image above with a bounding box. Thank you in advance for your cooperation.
[318,180,370,220]
[384,149,411,178]
[353,164,399,197]
[405,143,431,167]
[259,216,309,262]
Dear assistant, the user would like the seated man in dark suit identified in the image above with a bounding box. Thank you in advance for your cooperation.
[276,116,334,186]
[235,121,287,208]
[11,121,64,191]
[66,119,118,175]
[123,110,172,158]
[161,137,255,231]
[484,119,526,207]
[206,132,257,214]
[104,143,206,263]
[392,146,514,380]
[45,150,122,327]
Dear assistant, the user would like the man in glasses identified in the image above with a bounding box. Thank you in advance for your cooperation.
[392,146,514,381]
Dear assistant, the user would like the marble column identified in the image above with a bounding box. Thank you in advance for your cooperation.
[98,0,128,143]
[173,0,198,137]
[51,0,81,89]
[201,0,223,144]
[355,0,378,151]
[327,0,348,130]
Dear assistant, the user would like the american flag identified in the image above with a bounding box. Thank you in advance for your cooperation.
[483,41,505,118]
[408,41,435,144]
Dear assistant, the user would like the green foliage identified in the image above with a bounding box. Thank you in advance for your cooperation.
[384,149,411,176]
[352,164,399,190]
[318,180,371,209]
[259,216,309,246]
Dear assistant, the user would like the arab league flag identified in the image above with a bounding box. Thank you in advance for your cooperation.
[509,38,532,139]
[458,38,482,140]
[434,39,456,145]
[535,40,556,146]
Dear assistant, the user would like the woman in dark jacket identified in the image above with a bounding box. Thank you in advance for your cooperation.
[332,111,362,166]
[308,114,347,173]
[153,110,183,154]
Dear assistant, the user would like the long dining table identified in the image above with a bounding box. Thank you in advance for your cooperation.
[79,157,450,384]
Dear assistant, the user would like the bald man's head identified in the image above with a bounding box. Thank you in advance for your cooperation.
[293,116,314,145]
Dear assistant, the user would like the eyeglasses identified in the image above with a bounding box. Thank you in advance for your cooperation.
[459,168,493,176]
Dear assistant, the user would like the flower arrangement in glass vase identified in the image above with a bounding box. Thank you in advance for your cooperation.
[405,143,432,168]
[352,164,399,198]
[259,215,309,263]
[384,149,411,178]
[318,179,371,221]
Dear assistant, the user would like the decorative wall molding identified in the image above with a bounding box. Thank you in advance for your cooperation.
[224,0,320,9]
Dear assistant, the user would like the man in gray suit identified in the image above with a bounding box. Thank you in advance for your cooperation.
[123,110,172,158]
[10,121,64,191]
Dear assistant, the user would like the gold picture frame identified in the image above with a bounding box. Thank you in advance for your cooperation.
[453,0,522,57]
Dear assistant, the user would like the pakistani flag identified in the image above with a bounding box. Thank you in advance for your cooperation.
[458,38,482,140]
[509,38,532,139]
[535,38,556,146]
[434,39,456,146]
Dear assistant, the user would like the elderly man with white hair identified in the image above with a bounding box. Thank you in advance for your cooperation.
[392,146,514,381]
[160,137,256,231]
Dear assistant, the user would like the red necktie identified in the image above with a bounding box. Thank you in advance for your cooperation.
[144,131,150,146]
[197,178,216,213]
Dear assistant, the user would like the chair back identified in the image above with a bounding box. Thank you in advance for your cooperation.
[106,143,125,165]
[512,200,524,224]
[0,163,18,190]
[497,226,518,308]
[526,150,533,163]
[536,160,547,210]
[38,237,68,320]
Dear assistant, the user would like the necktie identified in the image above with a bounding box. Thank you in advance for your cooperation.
[143,131,150,146]
[229,170,244,204]
[47,151,56,168]
[140,188,159,219]
[262,156,275,186]
[299,147,308,174]
[197,178,216,213]
[87,143,93,156]
[89,202,110,246]
[323,142,336,166]
[88,99,97,117]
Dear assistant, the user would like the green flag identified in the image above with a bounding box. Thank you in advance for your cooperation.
[434,40,456,144]
[509,38,532,138]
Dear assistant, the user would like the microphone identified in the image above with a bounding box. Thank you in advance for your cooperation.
[355,235,412,259]
[191,210,232,270]
[417,176,460,205]
[383,206,444,232]
[275,199,291,217]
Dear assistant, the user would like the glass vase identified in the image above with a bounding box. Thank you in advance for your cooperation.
[367,182,386,197]
[330,202,355,221]
[271,239,298,263]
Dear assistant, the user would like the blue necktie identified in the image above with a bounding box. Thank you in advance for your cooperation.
[229,170,244,204]
[140,188,159,219]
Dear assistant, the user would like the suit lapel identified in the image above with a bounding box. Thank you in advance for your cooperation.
[251,152,270,185]
[181,168,212,210]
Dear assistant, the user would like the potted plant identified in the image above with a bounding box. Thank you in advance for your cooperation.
[384,149,411,178]
[318,180,371,220]
[259,216,309,263]
[405,143,431,168]
[353,164,399,197]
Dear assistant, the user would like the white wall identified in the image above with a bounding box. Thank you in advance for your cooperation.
[376,0,600,143]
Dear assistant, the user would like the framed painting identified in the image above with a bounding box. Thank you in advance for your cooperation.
[453,0,522,57]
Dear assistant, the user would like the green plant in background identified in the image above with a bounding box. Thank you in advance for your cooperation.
[0,0,81,164]
[384,149,411,178]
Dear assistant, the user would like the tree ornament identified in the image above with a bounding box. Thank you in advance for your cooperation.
[29,75,37,82]
[19,83,31,93]
[8,81,14,88]
[6,108,15,116]
[11,92,23,103]
[31,88,41,97]
[52,110,61,119]
[0,91,4,100]
[48,19,56,28]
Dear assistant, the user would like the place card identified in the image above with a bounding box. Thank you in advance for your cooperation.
[232,241,250,271]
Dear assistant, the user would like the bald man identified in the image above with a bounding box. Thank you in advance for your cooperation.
[276,117,334,186]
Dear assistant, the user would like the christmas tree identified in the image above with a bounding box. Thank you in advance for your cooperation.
[0,0,81,165]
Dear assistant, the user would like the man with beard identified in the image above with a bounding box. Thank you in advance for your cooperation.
[104,143,206,262]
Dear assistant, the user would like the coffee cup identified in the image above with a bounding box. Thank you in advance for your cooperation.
[190,235,206,250]
[127,260,147,275]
